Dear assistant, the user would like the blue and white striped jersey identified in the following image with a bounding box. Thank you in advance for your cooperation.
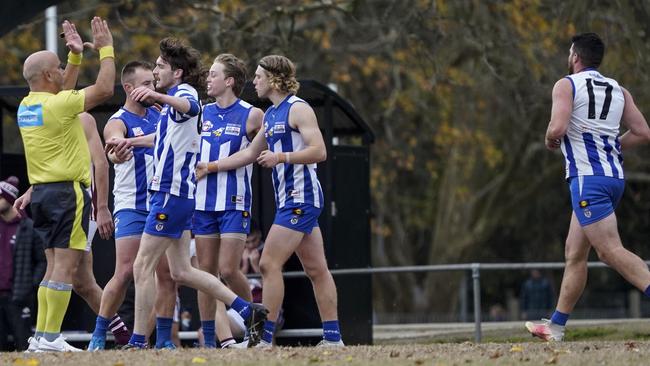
[150,83,201,198]
[264,95,323,209]
[195,99,254,212]
[110,107,160,213]
[562,69,625,179]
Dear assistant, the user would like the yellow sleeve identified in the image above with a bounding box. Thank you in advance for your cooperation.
[50,89,86,124]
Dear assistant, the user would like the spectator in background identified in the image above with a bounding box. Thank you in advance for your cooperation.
[0,176,46,351]
[520,269,554,320]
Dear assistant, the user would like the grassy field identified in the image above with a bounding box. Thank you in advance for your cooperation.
[4,322,650,366]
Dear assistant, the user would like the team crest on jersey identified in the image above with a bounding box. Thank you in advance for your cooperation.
[273,122,286,134]
[156,213,168,221]
[202,120,213,132]
[579,200,589,208]
[225,124,241,136]
[132,127,144,136]
[583,208,592,218]
[214,127,224,137]
[156,223,164,231]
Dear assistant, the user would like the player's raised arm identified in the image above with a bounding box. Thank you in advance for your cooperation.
[61,20,83,90]
[82,17,115,111]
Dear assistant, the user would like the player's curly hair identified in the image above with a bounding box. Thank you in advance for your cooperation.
[159,37,205,91]
[214,54,247,96]
[258,55,300,95]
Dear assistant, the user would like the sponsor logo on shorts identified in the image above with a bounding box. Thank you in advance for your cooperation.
[242,211,250,218]
[579,200,589,208]
[156,213,168,221]
[156,223,164,231]
[292,208,303,215]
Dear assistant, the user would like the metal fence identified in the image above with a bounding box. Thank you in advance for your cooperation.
[309,261,649,342]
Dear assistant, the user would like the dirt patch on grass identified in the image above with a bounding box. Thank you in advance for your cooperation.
[3,341,649,366]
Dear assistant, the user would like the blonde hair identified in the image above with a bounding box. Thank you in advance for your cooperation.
[258,55,300,94]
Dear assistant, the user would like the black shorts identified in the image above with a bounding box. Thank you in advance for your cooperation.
[31,182,90,251]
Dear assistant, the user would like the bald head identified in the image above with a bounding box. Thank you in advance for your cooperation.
[23,51,60,84]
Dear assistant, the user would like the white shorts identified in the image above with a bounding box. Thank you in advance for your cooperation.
[227,308,246,335]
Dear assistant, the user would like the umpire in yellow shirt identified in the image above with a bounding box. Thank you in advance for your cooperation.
[15,16,115,352]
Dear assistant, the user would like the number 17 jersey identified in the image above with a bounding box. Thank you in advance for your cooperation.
[561,69,625,180]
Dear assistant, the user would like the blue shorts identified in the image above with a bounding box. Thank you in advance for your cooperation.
[274,204,321,234]
[192,210,251,235]
[114,209,148,239]
[569,176,625,227]
[144,192,194,239]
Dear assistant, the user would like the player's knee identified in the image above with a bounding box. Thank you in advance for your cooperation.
[72,280,92,297]
[219,264,240,281]
[594,247,613,265]
[168,267,187,285]
[259,259,279,277]
[304,265,328,283]
[115,266,134,284]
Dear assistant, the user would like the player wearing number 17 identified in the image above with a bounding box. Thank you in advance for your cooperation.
[526,33,650,341]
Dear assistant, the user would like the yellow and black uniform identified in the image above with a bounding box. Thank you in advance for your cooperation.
[17,89,90,251]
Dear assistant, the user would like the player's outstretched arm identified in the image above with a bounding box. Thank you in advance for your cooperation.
[196,127,266,180]
[620,87,650,149]
[82,17,115,111]
[257,103,326,168]
[544,78,573,150]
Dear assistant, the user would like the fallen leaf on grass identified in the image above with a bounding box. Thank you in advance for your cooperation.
[191,357,207,363]
[414,360,425,365]
[345,356,354,362]
[510,345,523,353]
[625,342,639,352]
[12,358,39,366]
[114,362,125,366]
[321,351,331,356]
[389,351,400,358]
